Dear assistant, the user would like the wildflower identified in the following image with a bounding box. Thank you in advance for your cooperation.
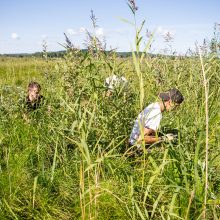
[128,0,138,13]
[63,33,75,50]
[163,31,174,43]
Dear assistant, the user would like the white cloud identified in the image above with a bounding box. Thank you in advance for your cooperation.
[156,26,175,38]
[95,27,104,37]
[67,28,77,35]
[41,34,47,39]
[79,27,86,33]
[11,33,19,40]
[156,26,163,34]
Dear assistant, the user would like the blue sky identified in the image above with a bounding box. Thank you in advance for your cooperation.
[0,0,219,54]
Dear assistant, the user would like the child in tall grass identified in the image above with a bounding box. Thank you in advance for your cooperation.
[25,81,44,111]
[104,74,128,97]
[129,88,184,147]
[21,81,44,122]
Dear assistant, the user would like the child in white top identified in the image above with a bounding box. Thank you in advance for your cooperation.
[129,88,184,145]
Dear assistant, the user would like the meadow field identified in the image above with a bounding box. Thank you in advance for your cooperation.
[0,1,220,218]
[0,44,219,220]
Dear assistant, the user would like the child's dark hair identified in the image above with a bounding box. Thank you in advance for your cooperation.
[159,88,184,104]
[28,81,41,91]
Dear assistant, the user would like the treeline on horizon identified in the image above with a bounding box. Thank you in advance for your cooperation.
[0,50,188,59]
[0,50,158,59]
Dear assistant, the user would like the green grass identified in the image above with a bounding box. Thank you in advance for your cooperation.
[0,4,220,218]
[0,49,219,219]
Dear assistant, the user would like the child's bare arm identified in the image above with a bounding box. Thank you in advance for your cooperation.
[137,127,161,144]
